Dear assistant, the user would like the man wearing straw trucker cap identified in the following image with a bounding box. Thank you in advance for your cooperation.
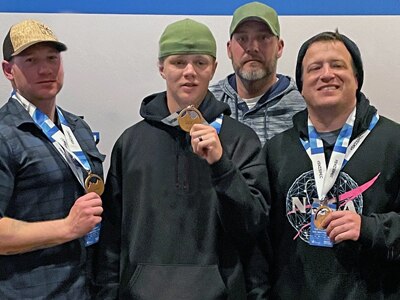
[0,19,104,299]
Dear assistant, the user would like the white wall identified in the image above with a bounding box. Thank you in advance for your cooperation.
[1,13,399,172]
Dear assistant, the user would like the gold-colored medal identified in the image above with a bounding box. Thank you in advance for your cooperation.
[177,105,204,132]
[85,172,105,196]
[314,205,332,229]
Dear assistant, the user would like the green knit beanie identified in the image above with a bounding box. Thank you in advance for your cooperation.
[158,18,216,59]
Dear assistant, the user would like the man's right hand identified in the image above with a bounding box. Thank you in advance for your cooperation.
[64,192,103,240]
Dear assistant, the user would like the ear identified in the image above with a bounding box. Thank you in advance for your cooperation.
[210,60,218,81]
[158,62,166,79]
[276,38,284,59]
[227,40,233,60]
[2,60,14,81]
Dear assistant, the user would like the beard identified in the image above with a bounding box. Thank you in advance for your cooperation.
[233,58,277,82]
[238,68,268,81]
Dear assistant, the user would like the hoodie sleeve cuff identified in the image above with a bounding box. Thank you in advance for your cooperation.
[358,215,375,248]
[209,152,234,181]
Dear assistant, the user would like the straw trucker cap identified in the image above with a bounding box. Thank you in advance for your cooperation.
[3,19,67,61]
[159,18,216,59]
[229,2,280,37]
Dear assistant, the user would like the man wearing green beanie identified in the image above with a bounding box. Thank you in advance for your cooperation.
[95,18,269,300]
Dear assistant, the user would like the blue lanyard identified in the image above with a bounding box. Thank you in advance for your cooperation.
[301,108,379,200]
[13,92,91,186]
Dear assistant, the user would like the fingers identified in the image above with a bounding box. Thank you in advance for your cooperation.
[66,193,104,239]
[323,211,361,243]
[328,225,359,243]
[77,191,102,202]
[190,124,223,164]
[75,193,103,216]
[190,124,214,142]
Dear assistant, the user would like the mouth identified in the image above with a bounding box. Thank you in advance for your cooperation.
[243,56,264,64]
[318,85,339,91]
[182,82,198,88]
[244,59,263,65]
[37,80,56,84]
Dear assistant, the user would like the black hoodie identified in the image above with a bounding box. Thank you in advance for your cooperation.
[95,91,269,300]
[264,93,400,299]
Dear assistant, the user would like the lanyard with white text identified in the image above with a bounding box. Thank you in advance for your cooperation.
[13,92,91,187]
[301,107,379,200]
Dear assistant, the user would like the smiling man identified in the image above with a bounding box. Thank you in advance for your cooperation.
[263,30,400,299]
[0,19,105,299]
[210,1,305,145]
[94,18,268,300]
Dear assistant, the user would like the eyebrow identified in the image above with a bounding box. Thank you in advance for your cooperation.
[307,58,345,65]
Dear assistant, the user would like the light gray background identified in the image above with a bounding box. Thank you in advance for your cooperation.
[1,13,399,172]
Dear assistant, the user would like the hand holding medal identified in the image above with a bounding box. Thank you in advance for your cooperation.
[82,171,104,247]
[176,105,223,164]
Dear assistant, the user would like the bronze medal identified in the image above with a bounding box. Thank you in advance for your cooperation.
[85,173,105,196]
[177,105,204,132]
[314,205,332,229]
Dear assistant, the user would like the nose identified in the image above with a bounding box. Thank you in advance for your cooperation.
[183,63,196,77]
[245,38,259,54]
[320,65,335,81]
[37,61,52,75]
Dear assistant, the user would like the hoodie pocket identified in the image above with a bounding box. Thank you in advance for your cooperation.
[121,263,227,300]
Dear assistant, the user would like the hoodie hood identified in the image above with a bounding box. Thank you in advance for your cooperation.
[140,90,231,125]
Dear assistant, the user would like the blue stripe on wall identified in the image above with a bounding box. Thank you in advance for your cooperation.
[1,0,400,15]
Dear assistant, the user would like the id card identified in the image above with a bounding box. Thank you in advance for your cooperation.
[309,202,336,248]
[84,223,101,247]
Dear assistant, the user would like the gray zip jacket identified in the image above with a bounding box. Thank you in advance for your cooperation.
[210,73,306,145]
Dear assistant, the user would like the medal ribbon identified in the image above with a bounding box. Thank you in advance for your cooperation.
[13,92,91,187]
[300,107,379,200]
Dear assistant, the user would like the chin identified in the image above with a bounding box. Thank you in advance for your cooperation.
[177,99,195,109]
